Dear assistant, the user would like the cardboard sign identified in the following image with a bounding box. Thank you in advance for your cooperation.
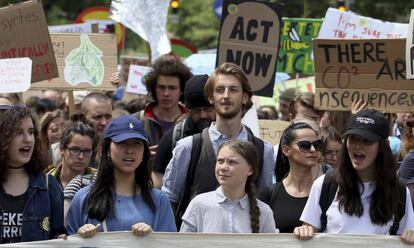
[48,23,93,33]
[0,58,32,93]
[314,39,414,112]
[407,9,414,79]
[30,33,117,91]
[126,65,151,95]
[216,0,283,97]
[318,8,408,39]
[120,56,150,85]
[258,120,289,146]
[277,18,322,75]
[0,0,58,83]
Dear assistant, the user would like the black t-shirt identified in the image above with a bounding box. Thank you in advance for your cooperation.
[0,186,27,243]
[257,182,308,233]
[152,117,199,174]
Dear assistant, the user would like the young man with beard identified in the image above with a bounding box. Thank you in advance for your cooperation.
[162,63,275,221]
[151,75,215,188]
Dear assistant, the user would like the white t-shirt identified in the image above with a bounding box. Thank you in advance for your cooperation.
[300,175,414,235]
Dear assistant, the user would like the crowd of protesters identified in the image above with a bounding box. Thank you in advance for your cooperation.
[1,54,414,245]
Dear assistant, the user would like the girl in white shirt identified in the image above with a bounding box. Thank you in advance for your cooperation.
[180,140,277,233]
[294,109,414,245]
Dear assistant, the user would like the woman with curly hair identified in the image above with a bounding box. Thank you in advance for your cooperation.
[180,140,277,233]
[295,109,414,245]
[0,105,65,243]
[66,115,176,238]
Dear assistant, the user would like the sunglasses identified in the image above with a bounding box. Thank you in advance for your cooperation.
[294,140,323,153]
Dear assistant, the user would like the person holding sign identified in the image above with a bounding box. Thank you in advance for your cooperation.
[294,109,414,245]
[66,115,176,238]
[0,105,65,243]
[180,140,277,233]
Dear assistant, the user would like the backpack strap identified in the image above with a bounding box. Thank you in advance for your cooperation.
[171,118,187,149]
[389,179,407,235]
[319,169,337,232]
[174,131,203,227]
[249,134,264,176]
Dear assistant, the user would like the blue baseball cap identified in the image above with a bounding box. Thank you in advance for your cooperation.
[104,115,148,143]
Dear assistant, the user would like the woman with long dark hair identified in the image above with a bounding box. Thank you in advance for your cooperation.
[180,140,277,233]
[66,115,176,237]
[294,109,414,244]
[0,105,65,243]
[259,120,324,233]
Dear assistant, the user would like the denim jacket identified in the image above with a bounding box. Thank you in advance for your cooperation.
[0,172,66,243]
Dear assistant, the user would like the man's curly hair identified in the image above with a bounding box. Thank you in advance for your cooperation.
[144,54,192,103]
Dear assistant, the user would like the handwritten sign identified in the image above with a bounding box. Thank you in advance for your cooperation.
[318,8,408,39]
[314,39,414,112]
[126,65,151,95]
[120,56,150,85]
[406,9,414,79]
[48,23,93,33]
[259,120,289,146]
[30,33,117,91]
[216,0,283,97]
[0,58,32,93]
[0,1,58,83]
[277,18,322,75]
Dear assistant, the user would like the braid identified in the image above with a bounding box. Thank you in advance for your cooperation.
[246,178,260,233]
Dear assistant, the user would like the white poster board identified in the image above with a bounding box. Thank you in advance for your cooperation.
[0,58,32,93]
[126,65,151,95]
[318,8,408,39]
[406,9,414,79]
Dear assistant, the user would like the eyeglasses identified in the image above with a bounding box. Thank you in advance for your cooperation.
[294,140,323,153]
[65,146,93,157]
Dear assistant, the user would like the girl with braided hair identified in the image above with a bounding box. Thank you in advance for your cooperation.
[180,140,277,233]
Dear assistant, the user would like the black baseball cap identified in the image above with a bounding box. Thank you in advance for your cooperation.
[343,109,388,141]
[184,74,211,109]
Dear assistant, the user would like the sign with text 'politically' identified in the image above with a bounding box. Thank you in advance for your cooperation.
[0,0,58,83]
[0,58,32,93]
[313,39,414,112]
[277,18,322,75]
[30,33,117,91]
[217,0,283,97]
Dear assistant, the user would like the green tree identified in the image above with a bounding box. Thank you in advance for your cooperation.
[167,0,220,50]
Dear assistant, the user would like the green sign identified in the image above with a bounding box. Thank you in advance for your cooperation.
[277,18,322,75]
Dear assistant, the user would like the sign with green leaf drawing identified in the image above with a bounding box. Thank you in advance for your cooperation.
[64,34,104,86]
[30,33,117,91]
[277,18,322,75]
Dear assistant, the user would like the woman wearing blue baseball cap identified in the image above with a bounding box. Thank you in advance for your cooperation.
[66,115,176,237]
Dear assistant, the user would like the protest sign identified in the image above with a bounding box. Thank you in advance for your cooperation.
[30,33,117,91]
[407,9,414,79]
[318,8,408,39]
[259,120,289,145]
[0,0,58,83]
[120,55,150,85]
[216,0,283,97]
[0,58,32,93]
[277,18,322,75]
[126,65,151,95]
[48,23,93,33]
[3,232,408,248]
[313,39,414,112]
